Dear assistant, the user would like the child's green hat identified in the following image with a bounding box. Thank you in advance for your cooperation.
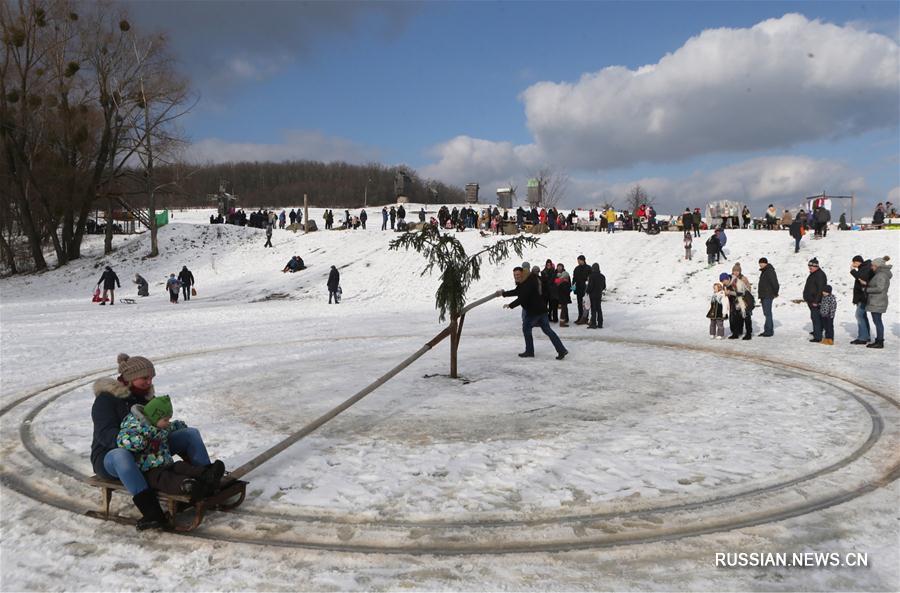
[143,395,172,426]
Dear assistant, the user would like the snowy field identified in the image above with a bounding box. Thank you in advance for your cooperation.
[1,205,898,591]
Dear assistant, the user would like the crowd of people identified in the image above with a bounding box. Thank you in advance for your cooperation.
[702,253,892,349]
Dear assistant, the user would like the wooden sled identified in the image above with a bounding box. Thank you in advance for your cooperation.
[85,474,247,532]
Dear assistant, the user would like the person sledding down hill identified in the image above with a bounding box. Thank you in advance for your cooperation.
[282,255,306,273]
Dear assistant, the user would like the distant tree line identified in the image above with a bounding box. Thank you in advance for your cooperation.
[151,160,466,210]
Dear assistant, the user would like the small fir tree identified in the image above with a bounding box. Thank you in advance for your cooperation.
[389,225,540,378]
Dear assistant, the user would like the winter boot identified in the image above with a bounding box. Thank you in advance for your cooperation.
[866,340,884,349]
[132,489,169,531]
[821,338,834,345]
[199,460,226,495]
[559,321,569,327]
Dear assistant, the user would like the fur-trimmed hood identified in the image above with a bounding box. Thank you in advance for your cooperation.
[92,376,154,400]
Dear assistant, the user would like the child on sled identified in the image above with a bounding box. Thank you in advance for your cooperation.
[117,395,225,501]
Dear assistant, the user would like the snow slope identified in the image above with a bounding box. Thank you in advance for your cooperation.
[1,206,898,591]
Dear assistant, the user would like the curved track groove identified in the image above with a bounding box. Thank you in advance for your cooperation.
[2,335,898,555]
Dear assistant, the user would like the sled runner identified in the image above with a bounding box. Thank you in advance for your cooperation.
[84,474,247,532]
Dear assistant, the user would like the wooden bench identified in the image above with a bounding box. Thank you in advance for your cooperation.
[86,475,248,531]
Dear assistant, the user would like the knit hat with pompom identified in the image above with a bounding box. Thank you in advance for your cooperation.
[117,353,156,383]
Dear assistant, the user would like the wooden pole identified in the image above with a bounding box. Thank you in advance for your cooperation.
[224,292,500,482]
[304,194,309,233]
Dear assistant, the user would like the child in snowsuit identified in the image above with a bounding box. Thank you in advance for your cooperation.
[819,285,837,345]
[117,396,225,501]
[707,282,727,339]
[705,234,720,266]
[683,231,693,261]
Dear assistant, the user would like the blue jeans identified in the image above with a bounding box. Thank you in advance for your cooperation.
[855,302,870,341]
[760,297,774,335]
[794,236,801,252]
[870,311,884,341]
[809,304,823,340]
[607,222,614,233]
[522,312,566,355]
[102,427,210,495]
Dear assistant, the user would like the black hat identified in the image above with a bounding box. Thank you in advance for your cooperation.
[758,257,768,264]
[823,285,832,293]
[807,257,819,266]
[577,255,586,261]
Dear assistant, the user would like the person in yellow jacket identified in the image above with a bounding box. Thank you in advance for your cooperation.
[605,208,617,233]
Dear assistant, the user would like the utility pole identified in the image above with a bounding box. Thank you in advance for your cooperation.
[364,177,370,208]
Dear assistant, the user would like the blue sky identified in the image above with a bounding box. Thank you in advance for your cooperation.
[128,1,900,212]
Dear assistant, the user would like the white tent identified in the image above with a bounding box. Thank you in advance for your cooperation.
[704,199,745,228]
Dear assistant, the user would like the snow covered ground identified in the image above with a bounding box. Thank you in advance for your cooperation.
[1,206,898,591]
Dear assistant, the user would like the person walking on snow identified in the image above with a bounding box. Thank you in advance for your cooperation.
[166,274,182,303]
[499,267,568,360]
[178,266,195,301]
[264,223,273,248]
[327,265,341,304]
[683,231,693,261]
[134,273,149,297]
[97,265,121,305]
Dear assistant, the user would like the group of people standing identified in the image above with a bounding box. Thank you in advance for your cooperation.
[705,254,892,349]
[496,255,609,359]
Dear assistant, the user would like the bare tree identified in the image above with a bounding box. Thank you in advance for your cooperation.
[529,166,569,208]
[623,184,653,215]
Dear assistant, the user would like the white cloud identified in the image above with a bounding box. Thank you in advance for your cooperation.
[568,156,867,214]
[183,130,380,164]
[522,13,899,169]
[422,14,899,187]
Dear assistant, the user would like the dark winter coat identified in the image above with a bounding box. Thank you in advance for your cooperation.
[90,377,154,476]
[360,210,367,222]
[540,267,558,301]
[681,212,693,228]
[803,268,827,305]
[503,273,545,316]
[555,272,572,304]
[586,264,606,298]
[398,206,406,219]
[572,263,591,291]
[178,268,194,287]
[327,266,340,291]
[758,264,779,299]
[692,211,701,226]
[98,269,120,290]
[135,274,149,297]
[850,260,873,305]
[705,235,720,255]
[789,219,803,239]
